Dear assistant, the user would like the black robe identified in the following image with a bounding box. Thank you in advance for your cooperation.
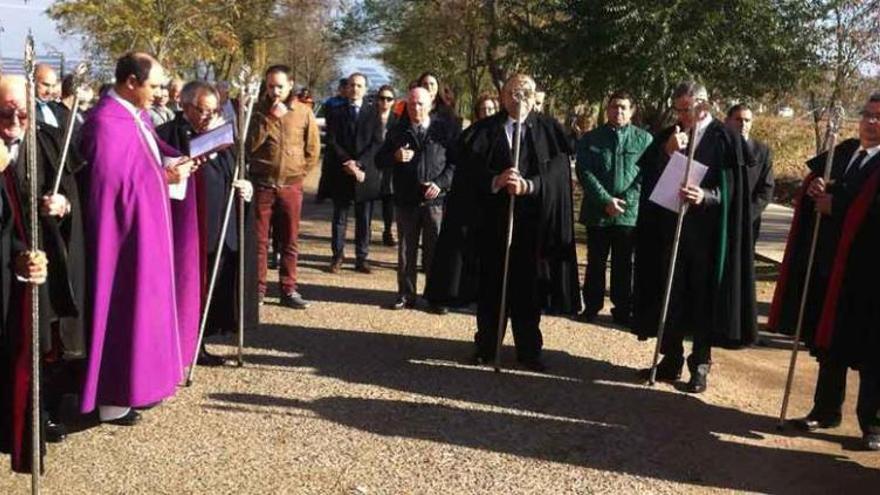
[425,111,580,314]
[0,163,43,473]
[814,166,880,370]
[13,124,87,359]
[633,119,757,347]
[157,116,260,336]
[768,139,880,345]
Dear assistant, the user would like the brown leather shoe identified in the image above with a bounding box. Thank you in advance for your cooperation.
[355,261,373,274]
[328,258,343,273]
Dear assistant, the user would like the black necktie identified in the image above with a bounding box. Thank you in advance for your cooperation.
[845,150,868,181]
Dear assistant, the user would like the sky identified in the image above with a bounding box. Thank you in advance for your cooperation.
[0,0,83,60]
[0,0,389,86]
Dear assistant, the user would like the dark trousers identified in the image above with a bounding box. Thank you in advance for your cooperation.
[332,199,373,263]
[583,226,635,316]
[380,196,395,234]
[811,358,880,435]
[255,183,303,295]
[475,210,542,361]
[395,203,443,298]
[660,242,714,368]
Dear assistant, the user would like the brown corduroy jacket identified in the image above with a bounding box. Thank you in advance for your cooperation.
[247,99,320,186]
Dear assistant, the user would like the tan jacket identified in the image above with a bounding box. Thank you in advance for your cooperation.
[247,99,320,185]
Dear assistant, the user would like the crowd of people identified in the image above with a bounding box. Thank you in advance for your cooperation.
[1,47,879,479]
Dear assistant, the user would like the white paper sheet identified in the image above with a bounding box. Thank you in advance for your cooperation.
[648,151,709,212]
[163,156,188,201]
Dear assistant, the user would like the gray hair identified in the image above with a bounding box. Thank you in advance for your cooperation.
[180,80,217,106]
[672,81,708,102]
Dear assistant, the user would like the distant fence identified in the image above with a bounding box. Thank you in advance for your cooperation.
[1,54,112,78]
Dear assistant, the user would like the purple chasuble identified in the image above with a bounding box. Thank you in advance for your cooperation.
[79,95,184,412]
[140,112,202,369]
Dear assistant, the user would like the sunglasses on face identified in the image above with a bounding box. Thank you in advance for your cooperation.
[0,108,27,121]
[378,95,394,102]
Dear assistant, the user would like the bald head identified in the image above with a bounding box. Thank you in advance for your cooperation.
[114,52,164,109]
[407,87,431,125]
[35,63,59,102]
[502,74,537,120]
[0,75,28,144]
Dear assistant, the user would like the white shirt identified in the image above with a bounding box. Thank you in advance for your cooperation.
[411,116,431,135]
[692,113,713,150]
[38,101,59,128]
[505,116,527,151]
[6,139,20,164]
[846,143,880,173]
[109,89,162,166]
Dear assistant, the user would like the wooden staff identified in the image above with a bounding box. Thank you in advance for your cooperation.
[647,113,699,386]
[23,32,42,495]
[186,70,260,386]
[493,91,527,373]
[50,62,88,196]
[777,107,843,428]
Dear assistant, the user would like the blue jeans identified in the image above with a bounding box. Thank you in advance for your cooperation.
[331,199,373,263]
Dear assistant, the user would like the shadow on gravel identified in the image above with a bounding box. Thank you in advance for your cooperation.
[296,283,397,307]
[207,323,880,494]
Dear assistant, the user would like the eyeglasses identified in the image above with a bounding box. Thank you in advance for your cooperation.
[861,112,880,124]
[378,95,394,102]
[0,107,27,121]
[187,105,217,117]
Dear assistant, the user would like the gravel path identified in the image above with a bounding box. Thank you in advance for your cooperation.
[2,173,879,494]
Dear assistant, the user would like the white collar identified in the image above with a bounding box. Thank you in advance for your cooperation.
[857,143,880,156]
[109,88,144,119]
[412,116,431,131]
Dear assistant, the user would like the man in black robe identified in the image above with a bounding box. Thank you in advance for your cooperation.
[633,81,756,393]
[0,74,54,472]
[3,74,86,444]
[774,93,880,448]
[426,74,579,371]
[157,81,259,366]
[725,104,774,243]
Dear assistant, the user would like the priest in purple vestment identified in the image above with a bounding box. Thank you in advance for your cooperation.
[79,52,196,425]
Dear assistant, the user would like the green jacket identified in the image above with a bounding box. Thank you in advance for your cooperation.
[576,123,652,227]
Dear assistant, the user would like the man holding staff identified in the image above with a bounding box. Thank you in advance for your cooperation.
[772,93,880,447]
[427,74,579,371]
[633,81,756,393]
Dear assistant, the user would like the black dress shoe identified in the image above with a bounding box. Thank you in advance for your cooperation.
[45,420,67,443]
[354,261,373,274]
[790,415,842,432]
[197,350,228,367]
[103,409,142,426]
[686,364,710,393]
[382,231,397,246]
[518,357,547,373]
[611,310,631,326]
[579,311,598,323]
[863,433,880,451]
[642,357,683,382]
[470,353,491,366]
[389,296,412,310]
[428,304,449,315]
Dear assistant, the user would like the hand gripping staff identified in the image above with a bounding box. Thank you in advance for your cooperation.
[646,109,700,386]
[493,89,528,373]
[50,62,88,196]
[186,67,260,386]
[777,107,844,428]
[23,32,43,495]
